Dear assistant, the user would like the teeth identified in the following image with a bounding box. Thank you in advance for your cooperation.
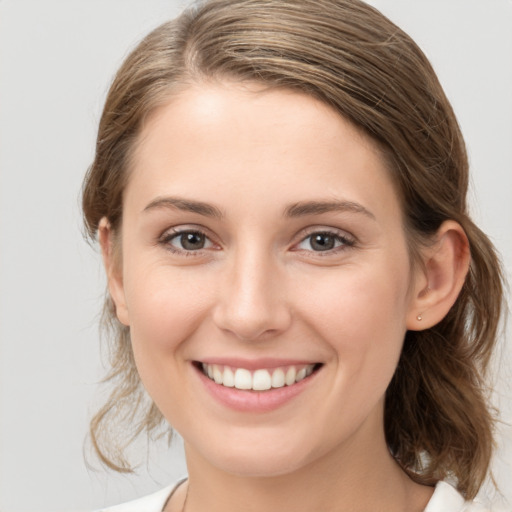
[253,369,272,391]
[234,368,252,390]
[285,367,296,386]
[201,363,316,391]
[271,368,285,388]
[295,367,307,382]
[213,365,223,384]
[223,367,235,387]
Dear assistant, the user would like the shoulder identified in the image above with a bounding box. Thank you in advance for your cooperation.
[95,481,181,512]
[425,481,492,512]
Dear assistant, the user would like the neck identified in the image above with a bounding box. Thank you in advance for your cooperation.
[178,426,433,512]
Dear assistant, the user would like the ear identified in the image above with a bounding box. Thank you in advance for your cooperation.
[98,217,130,326]
[406,220,470,331]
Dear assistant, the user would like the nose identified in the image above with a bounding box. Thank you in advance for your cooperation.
[212,247,292,341]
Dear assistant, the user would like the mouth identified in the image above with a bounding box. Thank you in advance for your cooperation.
[196,362,323,391]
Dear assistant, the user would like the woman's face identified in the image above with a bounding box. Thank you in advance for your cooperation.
[108,82,425,477]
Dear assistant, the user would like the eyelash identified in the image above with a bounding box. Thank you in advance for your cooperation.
[293,229,356,256]
[159,228,217,256]
[158,227,356,256]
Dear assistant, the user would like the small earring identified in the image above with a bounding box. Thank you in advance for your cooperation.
[416,314,423,321]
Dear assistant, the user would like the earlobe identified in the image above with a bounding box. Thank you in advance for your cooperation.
[98,217,130,326]
[407,220,470,331]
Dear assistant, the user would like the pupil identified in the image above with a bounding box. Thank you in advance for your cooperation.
[311,234,334,251]
[181,232,205,250]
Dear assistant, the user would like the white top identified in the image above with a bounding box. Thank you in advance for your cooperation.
[98,480,490,512]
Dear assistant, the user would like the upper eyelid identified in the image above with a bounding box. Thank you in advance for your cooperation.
[291,227,357,255]
[296,226,356,242]
[157,225,356,249]
[158,228,218,257]
[160,224,215,240]
[158,226,219,252]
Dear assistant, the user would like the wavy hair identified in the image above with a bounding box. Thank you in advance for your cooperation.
[82,0,505,499]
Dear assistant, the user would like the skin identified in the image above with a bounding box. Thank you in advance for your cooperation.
[101,82,470,512]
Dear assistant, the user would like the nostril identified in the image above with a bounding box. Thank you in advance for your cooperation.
[212,304,293,341]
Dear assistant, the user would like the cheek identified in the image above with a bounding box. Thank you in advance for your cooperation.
[299,263,410,334]
[120,263,213,393]
[296,261,411,378]
[125,270,211,348]
[121,268,217,416]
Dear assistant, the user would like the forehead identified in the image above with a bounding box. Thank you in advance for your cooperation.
[127,82,400,222]
[135,81,383,167]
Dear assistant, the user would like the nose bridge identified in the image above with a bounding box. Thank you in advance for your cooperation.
[213,241,290,340]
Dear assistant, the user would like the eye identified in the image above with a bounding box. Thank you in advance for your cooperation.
[161,229,215,253]
[295,231,355,253]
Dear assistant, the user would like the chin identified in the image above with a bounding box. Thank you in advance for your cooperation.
[193,433,321,478]
[217,453,309,478]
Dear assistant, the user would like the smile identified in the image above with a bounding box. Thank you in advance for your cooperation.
[200,363,317,391]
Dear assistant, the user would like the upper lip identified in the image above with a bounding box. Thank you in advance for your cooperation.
[195,357,321,370]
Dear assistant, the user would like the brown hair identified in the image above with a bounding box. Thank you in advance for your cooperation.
[82,0,505,498]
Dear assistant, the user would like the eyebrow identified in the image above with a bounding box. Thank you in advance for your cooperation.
[143,196,223,218]
[143,196,375,221]
[284,200,376,220]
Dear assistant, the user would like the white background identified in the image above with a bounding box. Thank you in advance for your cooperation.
[0,1,511,511]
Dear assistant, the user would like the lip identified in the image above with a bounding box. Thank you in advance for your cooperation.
[193,360,322,413]
[197,357,317,371]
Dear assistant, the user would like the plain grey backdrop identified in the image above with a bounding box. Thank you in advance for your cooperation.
[0,1,511,511]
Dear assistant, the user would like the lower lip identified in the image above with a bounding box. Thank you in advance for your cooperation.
[195,365,319,413]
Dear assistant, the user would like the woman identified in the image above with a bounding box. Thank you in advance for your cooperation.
[82,0,505,510]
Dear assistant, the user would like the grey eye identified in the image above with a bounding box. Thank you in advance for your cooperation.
[298,232,341,252]
[308,233,337,251]
[296,231,354,253]
[168,231,212,251]
[181,232,205,250]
